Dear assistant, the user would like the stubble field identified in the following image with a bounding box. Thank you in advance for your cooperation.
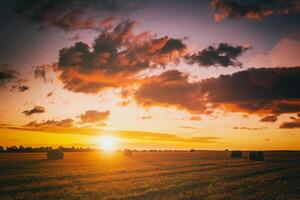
[1,151,300,200]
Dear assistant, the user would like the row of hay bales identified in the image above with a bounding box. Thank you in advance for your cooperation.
[46,149,134,160]
[231,150,264,161]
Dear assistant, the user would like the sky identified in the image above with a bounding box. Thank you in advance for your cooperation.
[0,0,300,150]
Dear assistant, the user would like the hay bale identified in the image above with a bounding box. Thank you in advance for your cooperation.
[231,150,242,158]
[123,149,133,156]
[190,149,195,152]
[249,151,264,161]
[47,149,64,160]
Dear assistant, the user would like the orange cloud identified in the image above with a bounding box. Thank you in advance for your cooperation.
[56,20,188,94]
[78,110,110,124]
[134,70,209,114]
[189,116,201,121]
[141,115,152,120]
[2,122,219,144]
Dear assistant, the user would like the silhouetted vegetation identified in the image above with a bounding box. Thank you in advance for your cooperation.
[0,145,97,153]
[123,149,133,156]
[249,151,264,161]
[231,150,243,158]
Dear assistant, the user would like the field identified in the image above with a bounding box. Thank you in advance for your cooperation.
[1,151,300,200]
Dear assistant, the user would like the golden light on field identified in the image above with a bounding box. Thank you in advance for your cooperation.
[98,136,119,152]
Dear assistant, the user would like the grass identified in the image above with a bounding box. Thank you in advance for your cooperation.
[0,151,300,200]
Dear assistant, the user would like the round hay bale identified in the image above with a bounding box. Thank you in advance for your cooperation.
[249,151,264,161]
[47,149,64,160]
[123,149,133,156]
[190,149,195,152]
[231,150,242,158]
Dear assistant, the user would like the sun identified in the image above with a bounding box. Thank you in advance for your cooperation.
[98,136,118,151]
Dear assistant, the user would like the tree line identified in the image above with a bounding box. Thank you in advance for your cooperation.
[0,145,97,153]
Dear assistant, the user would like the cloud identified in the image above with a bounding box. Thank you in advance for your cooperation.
[23,106,46,116]
[189,116,201,121]
[186,43,250,67]
[280,113,300,129]
[25,118,74,128]
[2,121,220,144]
[201,67,300,115]
[260,114,278,122]
[56,20,187,93]
[18,85,29,92]
[141,115,152,120]
[7,118,99,135]
[11,85,30,92]
[0,66,19,88]
[14,0,142,31]
[34,65,54,82]
[211,0,300,22]
[117,130,219,143]
[134,70,209,114]
[178,126,198,130]
[78,110,110,124]
[46,91,53,97]
[34,65,46,80]
[233,126,267,130]
[134,67,300,116]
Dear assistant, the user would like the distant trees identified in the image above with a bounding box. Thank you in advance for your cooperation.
[0,145,97,153]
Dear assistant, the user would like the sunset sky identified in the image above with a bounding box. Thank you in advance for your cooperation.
[0,0,300,150]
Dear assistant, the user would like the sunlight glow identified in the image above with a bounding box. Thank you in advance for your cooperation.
[98,136,118,151]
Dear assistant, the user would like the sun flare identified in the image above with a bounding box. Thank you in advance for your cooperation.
[98,136,118,151]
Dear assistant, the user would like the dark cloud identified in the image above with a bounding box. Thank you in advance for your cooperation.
[11,85,29,92]
[260,114,278,122]
[14,0,142,31]
[78,110,110,124]
[56,20,187,93]
[0,66,19,87]
[23,106,45,116]
[211,0,300,22]
[34,65,46,80]
[280,113,300,129]
[18,85,29,92]
[0,65,29,91]
[134,67,300,116]
[201,67,300,115]
[186,43,250,67]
